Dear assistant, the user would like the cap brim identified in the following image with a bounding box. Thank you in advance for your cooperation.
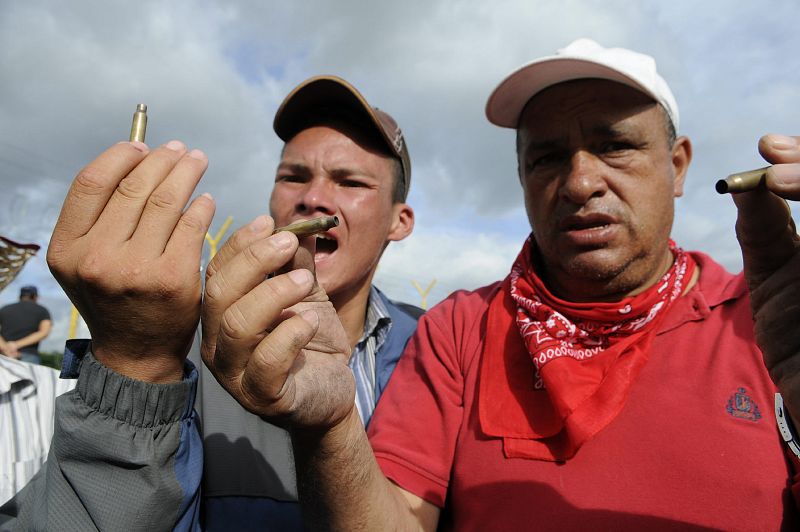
[485,57,658,129]
[275,76,369,139]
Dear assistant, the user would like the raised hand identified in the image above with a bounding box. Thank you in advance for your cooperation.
[46,140,215,382]
[201,216,354,430]
[731,134,800,414]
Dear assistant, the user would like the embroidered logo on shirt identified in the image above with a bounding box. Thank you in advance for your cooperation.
[726,387,762,422]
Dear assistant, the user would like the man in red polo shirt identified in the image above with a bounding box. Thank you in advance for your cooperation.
[201,40,800,530]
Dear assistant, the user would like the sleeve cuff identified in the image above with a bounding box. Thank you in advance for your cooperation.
[62,339,198,427]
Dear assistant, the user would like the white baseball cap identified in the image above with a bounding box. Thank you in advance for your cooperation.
[485,38,679,131]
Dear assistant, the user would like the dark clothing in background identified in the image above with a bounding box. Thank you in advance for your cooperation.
[0,300,51,358]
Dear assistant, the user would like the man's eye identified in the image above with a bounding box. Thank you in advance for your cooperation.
[340,179,368,188]
[277,174,305,183]
[600,142,632,153]
[527,152,564,172]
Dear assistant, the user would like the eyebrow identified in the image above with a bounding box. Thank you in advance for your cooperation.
[276,162,375,181]
[526,123,634,151]
[276,162,311,175]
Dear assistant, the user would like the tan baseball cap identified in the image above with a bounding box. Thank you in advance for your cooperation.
[273,75,411,201]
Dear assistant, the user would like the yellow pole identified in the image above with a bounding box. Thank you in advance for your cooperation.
[205,216,234,259]
[411,279,437,310]
[68,305,79,339]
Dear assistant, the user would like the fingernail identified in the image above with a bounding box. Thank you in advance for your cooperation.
[271,231,294,249]
[769,134,797,151]
[201,192,214,201]
[188,148,206,160]
[117,141,148,152]
[288,268,313,286]
[165,140,185,151]
[248,215,269,233]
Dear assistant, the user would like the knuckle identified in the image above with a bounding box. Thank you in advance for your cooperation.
[258,276,288,303]
[176,210,205,234]
[204,271,228,302]
[147,188,180,212]
[220,305,250,340]
[45,242,67,271]
[73,166,110,197]
[205,261,219,284]
[115,175,149,200]
[241,243,264,266]
[75,250,107,284]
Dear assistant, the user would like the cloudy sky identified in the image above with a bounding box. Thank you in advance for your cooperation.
[2,0,799,352]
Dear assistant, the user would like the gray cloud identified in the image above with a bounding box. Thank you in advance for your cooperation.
[1,0,799,352]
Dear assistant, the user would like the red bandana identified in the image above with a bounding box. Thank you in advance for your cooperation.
[478,237,695,461]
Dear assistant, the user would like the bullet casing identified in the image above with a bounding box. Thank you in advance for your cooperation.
[129,103,148,143]
[716,167,768,194]
[272,216,339,238]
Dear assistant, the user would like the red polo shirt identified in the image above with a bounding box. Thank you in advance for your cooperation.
[368,252,799,531]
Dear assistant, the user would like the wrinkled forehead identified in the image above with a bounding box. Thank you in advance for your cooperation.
[518,79,659,135]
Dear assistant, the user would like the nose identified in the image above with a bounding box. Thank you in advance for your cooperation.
[558,150,608,205]
[296,176,335,216]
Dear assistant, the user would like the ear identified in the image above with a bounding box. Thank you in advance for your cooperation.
[671,136,692,197]
[387,203,414,242]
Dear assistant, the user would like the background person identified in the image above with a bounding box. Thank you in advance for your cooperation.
[0,286,52,365]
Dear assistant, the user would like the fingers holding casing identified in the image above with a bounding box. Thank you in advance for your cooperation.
[757,135,800,200]
[92,140,189,243]
[163,192,216,273]
[51,142,150,246]
[237,310,320,414]
[207,268,315,378]
[206,215,276,283]
[759,135,800,164]
[131,148,210,254]
[202,231,303,361]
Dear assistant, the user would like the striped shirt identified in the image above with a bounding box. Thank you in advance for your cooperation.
[348,287,392,427]
[0,356,75,504]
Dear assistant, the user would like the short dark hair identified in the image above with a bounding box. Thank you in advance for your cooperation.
[20,285,37,299]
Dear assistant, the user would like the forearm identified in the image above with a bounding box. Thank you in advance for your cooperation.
[0,344,202,530]
[11,330,48,349]
[292,408,424,531]
[0,335,19,358]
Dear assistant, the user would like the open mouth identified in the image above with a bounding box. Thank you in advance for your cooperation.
[315,234,338,258]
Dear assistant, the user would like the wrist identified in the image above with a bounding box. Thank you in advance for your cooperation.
[92,347,185,383]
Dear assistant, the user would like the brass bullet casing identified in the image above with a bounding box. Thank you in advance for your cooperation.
[715,167,768,194]
[129,103,148,142]
[272,215,339,238]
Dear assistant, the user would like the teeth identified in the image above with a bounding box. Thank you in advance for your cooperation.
[316,235,335,241]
